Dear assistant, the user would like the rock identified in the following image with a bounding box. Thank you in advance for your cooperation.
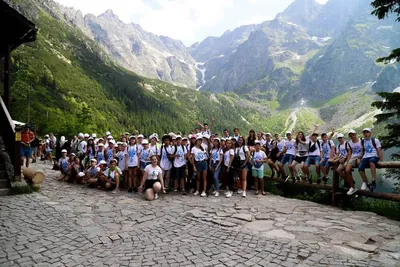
[212,220,237,227]
[84,226,104,238]
[305,220,332,227]
[232,213,252,222]
[342,218,371,225]
[275,217,287,222]
[284,226,320,233]
[328,231,368,244]
[76,218,94,227]
[333,245,370,259]
[121,209,133,216]
[296,233,324,242]
[275,208,293,214]
[244,221,274,232]
[263,229,296,240]
[255,214,271,220]
[326,226,353,232]
[216,212,233,217]
[109,235,121,242]
[43,201,59,205]
[347,241,377,253]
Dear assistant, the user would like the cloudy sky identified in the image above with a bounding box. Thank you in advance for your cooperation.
[55,0,328,46]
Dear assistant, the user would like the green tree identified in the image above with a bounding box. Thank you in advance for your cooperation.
[371,1,400,187]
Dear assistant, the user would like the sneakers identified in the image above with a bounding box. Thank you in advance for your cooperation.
[193,191,200,196]
[361,182,368,191]
[226,191,232,198]
[181,189,187,195]
[237,189,243,194]
[224,190,230,195]
[189,188,195,194]
[211,191,217,195]
[214,191,220,197]
[111,189,119,194]
[242,191,246,197]
[368,181,377,192]
[347,187,357,195]
[255,191,259,195]
[154,193,159,200]
[200,191,207,197]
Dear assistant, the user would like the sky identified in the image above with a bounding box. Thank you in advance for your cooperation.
[55,0,328,46]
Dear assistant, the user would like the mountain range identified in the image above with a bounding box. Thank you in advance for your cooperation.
[2,0,397,136]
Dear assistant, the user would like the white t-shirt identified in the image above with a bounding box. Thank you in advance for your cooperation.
[58,157,69,172]
[362,138,381,159]
[201,143,209,159]
[117,151,127,170]
[150,144,161,156]
[284,139,296,156]
[45,139,52,152]
[252,150,267,171]
[140,148,151,163]
[145,164,162,180]
[348,139,362,158]
[257,139,267,147]
[127,145,139,167]
[191,146,207,162]
[224,149,234,167]
[235,146,249,161]
[337,142,349,158]
[78,140,87,153]
[106,148,114,165]
[87,166,100,177]
[103,167,122,180]
[160,145,174,170]
[321,140,335,159]
[96,150,105,162]
[277,140,285,152]
[307,139,321,157]
[210,148,223,164]
[265,139,273,151]
[173,145,187,168]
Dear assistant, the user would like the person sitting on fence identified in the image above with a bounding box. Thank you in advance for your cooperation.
[358,128,383,192]
[344,129,361,195]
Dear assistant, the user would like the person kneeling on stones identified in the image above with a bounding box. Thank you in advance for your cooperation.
[100,159,121,194]
[86,159,100,186]
[138,155,166,201]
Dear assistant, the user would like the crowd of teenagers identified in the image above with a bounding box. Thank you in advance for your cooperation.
[19,122,383,200]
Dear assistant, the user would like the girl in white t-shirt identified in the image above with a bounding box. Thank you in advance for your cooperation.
[116,142,128,189]
[138,155,165,201]
[126,136,138,193]
[252,141,268,195]
[222,139,235,198]
[209,138,223,197]
[190,137,208,197]
[235,136,250,197]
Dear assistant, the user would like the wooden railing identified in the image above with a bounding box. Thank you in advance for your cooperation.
[264,161,400,205]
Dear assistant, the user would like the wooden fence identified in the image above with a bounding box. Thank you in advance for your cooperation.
[264,161,400,205]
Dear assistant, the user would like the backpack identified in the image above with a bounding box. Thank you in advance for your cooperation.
[361,138,377,150]
[336,142,351,154]
[308,140,321,153]
[232,146,250,169]
[161,145,174,161]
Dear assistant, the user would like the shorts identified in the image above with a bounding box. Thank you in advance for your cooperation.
[195,161,208,172]
[337,163,345,172]
[140,161,151,170]
[320,157,333,167]
[346,157,359,168]
[20,146,32,158]
[252,168,264,179]
[174,165,186,179]
[294,156,307,164]
[306,156,321,166]
[239,160,248,171]
[144,179,161,190]
[281,154,295,165]
[358,157,379,171]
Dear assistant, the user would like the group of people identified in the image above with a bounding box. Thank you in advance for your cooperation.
[20,122,383,200]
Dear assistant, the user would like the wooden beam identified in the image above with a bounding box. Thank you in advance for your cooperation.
[264,176,333,190]
[377,161,400,168]
[352,190,400,202]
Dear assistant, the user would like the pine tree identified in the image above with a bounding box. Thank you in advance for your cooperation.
[371,1,400,186]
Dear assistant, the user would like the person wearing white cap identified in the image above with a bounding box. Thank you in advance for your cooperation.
[138,155,166,200]
[278,131,296,182]
[149,135,161,159]
[70,156,83,184]
[96,143,106,162]
[57,149,70,181]
[76,133,87,160]
[136,134,144,151]
[190,137,208,197]
[319,132,336,184]
[43,134,53,164]
[301,132,323,184]
[116,142,128,188]
[105,140,116,166]
[86,159,100,185]
[172,136,188,194]
[358,128,383,192]
[84,133,90,139]
[209,138,223,197]
[139,139,152,172]
[127,135,139,193]
[106,131,111,136]
[334,133,351,185]
[160,135,174,190]
[344,129,361,195]
[252,140,268,195]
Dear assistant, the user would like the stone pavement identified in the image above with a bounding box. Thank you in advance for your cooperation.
[0,163,400,267]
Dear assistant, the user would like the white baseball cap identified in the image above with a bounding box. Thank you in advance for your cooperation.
[78,133,83,138]
[90,159,97,163]
[202,134,210,139]
[362,128,372,132]
[106,131,111,136]
[175,135,182,140]
[92,133,97,138]
[337,133,345,138]
[285,131,292,135]
[109,140,116,145]
[142,139,149,145]
[265,132,272,136]
[99,160,107,165]
[107,135,113,139]
[137,134,144,138]
[255,140,261,144]
[61,149,67,153]
[196,136,202,141]
[98,143,104,147]
[84,133,90,138]
[348,129,356,134]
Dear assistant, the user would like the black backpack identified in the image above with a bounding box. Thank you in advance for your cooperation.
[336,141,351,154]
[161,145,174,161]
[232,146,247,168]
[308,140,321,153]
[361,138,377,150]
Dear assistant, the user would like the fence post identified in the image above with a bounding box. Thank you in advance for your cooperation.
[332,170,339,206]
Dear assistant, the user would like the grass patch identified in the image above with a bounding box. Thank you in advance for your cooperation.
[10,183,40,195]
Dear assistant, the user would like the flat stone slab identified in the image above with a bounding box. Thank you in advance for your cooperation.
[232,213,252,222]
[275,208,294,214]
[284,226,320,233]
[342,218,371,225]
[263,229,296,240]
[216,212,233,217]
[306,220,333,227]
[244,220,274,232]
[334,245,370,259]
[347,241,378,253]
[255,214,271,220]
